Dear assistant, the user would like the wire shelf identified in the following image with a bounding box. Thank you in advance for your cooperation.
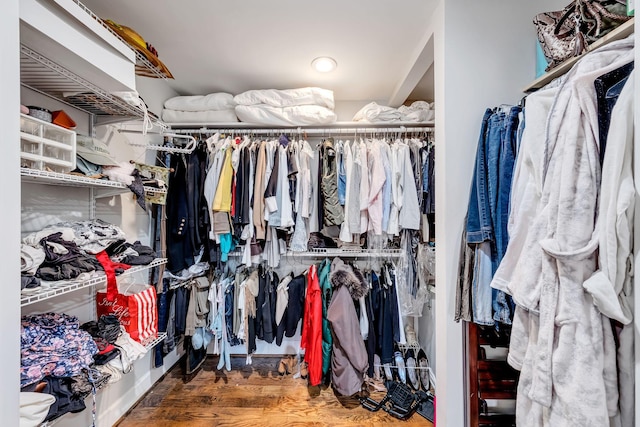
[20,168,167,195]
[70,0,169,80]
[227,248,405,259]
[142,332,167,350]
[20,44,165,127]
[21,258,167,307]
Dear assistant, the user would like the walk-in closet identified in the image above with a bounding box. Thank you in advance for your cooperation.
[4,0,640,426]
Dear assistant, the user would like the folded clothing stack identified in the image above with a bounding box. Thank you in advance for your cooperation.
[162,92,238,123]
[353,100,434,123]
[234,87,338,126]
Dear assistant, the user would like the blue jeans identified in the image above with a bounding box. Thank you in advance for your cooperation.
[466,109,494,244]
[468,107,521,325]
[471,242,494,325]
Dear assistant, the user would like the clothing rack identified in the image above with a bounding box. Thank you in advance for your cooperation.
[170,125,434,136]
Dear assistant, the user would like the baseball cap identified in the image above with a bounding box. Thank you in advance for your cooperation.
[76,135,119,166]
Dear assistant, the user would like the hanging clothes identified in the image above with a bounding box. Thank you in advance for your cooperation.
[499,38,633,427]
[300,264,322,386]
[327,258,369,396]
[319,259,333,381]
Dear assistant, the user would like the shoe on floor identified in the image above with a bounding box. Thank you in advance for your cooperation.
[405,348,420,390]
[394,351,406,384]
[383,362,393,381]
[373,354,382,381]
[417,349,430,391]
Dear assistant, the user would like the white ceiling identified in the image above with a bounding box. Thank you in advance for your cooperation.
[82,0,437,104]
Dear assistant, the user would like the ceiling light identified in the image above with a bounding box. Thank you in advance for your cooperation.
[311,57,337,73]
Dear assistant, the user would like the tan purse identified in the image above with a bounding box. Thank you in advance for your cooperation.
[533,0,629,71]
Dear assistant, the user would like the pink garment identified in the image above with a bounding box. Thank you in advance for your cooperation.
[367,140,386,235]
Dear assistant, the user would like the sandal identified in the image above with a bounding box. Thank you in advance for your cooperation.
[299,361,309,379]
[286,355,299,376]
[277,357,289,376]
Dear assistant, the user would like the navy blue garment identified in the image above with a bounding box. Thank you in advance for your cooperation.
[225,282,241,346]
[154,280,172,368]
[372,271,394,365]
[285,274,306,337]
[166,154,193,273]
[364,271,377,377]
[595,61,634,165]
[384,264,401,344]
[174,286,190,336]
[22,377,86,422]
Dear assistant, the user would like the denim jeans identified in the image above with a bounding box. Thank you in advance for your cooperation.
[466,109,494,244]
[467,107,521,325]
[495,106,521,265]
[472,242,494,325]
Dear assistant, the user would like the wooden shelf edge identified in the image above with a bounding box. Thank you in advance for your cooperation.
[523,18,634,92]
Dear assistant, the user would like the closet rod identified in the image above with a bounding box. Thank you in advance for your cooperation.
[170,125,434,136]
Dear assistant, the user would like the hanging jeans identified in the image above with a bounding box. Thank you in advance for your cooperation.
[467,107,521,325]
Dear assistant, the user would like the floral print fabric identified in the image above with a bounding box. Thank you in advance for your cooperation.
[21,312,98,387]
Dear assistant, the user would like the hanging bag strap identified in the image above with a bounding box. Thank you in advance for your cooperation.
[96,250,132,302]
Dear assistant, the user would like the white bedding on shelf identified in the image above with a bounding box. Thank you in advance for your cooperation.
[234,87,335,110]
[353,100,434,123]
[161,109,238,123]
[235,104,337,126]
[163,92,236,112]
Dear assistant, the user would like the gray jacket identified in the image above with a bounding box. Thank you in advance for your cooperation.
[327,259,368,396]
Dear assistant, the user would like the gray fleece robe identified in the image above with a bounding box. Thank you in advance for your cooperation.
[501,37,634,427]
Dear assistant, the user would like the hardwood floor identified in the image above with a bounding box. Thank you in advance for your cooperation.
[116,356,434,426]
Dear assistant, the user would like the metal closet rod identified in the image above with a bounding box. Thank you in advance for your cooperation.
[170,125,435,136]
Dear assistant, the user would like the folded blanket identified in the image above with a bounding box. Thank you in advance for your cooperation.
[398,101,435,122]
[162,109,238,123]
[353,102,402,122]
[234,87,335,110]
[164,93,236,112]
[353,101,434,123]
[235,104,337,126]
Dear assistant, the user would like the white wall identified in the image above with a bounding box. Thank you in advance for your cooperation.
[435,1,564,425]
[1,1,20,426]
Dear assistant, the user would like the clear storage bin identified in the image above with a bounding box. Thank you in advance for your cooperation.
[20,114,76,173]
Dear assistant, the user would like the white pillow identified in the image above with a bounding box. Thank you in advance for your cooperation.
[20,392,56,427]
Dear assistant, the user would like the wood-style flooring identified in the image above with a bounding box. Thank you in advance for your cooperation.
[116,356,433,427]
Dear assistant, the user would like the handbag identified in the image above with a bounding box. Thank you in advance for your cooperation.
[95,251,158,344]
[533,0,629,71]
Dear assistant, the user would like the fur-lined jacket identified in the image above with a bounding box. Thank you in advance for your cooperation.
[327,258,369,396]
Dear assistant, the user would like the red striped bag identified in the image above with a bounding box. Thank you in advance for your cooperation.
[95,251,158,344]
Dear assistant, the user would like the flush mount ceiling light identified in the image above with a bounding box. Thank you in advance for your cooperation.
[311,56,337,73]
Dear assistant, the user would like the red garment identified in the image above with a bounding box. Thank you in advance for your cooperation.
[95,250,131,302]
[300,265,322,386]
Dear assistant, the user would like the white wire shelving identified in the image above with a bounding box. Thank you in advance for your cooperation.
[20,44,165,127]
[38,332,167,427]
[20,168,167,196]
[21,258,167,307]
[142,332,167,350]
[228,248,406,259]
[70,0,170,80]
